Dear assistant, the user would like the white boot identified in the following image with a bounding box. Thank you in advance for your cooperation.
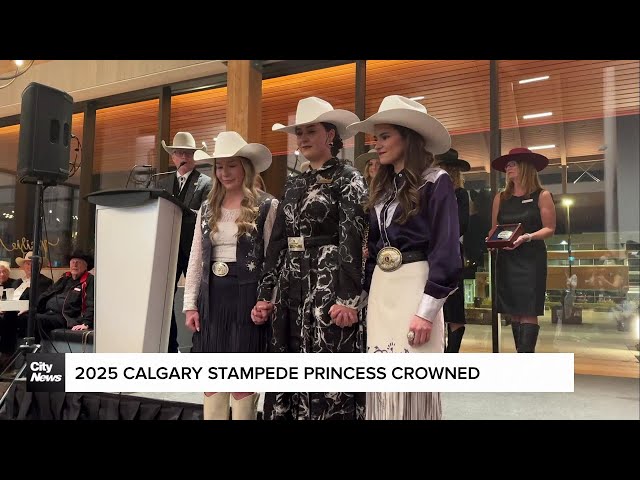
[230,393,259,420]
[203,393,230,420]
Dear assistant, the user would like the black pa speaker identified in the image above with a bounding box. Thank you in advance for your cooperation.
[18,82,74,185]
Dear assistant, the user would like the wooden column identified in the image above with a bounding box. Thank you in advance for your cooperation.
[226,60,286,198]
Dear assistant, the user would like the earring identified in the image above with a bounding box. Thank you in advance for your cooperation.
[329,142,334,147]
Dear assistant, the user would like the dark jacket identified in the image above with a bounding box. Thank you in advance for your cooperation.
[13,273,53,301]
[157,169,213,264]
[37,272,95,328]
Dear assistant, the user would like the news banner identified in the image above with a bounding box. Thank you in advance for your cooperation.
[25,353,574,393]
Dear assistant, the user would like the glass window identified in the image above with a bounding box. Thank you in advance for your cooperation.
[499,60,640,374]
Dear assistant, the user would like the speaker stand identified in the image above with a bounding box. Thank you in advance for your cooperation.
[0,180,46,412]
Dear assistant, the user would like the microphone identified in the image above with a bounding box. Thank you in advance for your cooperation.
[145,161,187,188]
[125,164,153,189]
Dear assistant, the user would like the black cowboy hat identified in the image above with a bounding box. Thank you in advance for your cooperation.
[435,148,471,172]
[491,147,549,172]
[65,249,94,272]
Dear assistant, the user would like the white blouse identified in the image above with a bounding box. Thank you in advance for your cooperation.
[183,200,279,312]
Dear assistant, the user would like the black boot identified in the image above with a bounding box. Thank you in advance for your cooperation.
[519,324,540,353]
[511,323,521,352]
[445,326,465,353]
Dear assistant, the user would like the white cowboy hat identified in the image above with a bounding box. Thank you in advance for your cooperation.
[193,142,214,163]
[355,148,379,173]
[16,251,50,268]
[211,131,272,173]
[161,132,206,155]
[272,97,360,139]
[346,95,451,154]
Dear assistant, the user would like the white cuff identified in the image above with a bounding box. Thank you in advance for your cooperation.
[416,293,447,322]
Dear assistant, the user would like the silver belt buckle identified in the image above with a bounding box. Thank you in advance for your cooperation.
[288,236,305,252]
[212,261,229,277]
[376,247,403,272]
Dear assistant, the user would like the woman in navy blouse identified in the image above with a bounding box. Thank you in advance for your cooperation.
[346,95,461,420]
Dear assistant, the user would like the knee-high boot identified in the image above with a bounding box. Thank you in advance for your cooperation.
[445,326,466,353]
[511,323,521,352]
[518,324,540,353]
[203,393,230,420]
[230,393,259,420]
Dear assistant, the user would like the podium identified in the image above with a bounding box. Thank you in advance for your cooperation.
[87,189,188,353]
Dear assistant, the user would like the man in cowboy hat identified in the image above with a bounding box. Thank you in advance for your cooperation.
[159,132,212,352]
[33,249,95,339]
[0,252,54,360]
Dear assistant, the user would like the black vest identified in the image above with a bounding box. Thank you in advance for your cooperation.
[197,193,275,319]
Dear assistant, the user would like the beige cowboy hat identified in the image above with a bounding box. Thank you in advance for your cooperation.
[272,96,360,139]
[355,148,379,173]
[210,131,272,173]
[194,142,214,164]
[161,132,206,155]
[346,95,451,154]
[16,251,50,268]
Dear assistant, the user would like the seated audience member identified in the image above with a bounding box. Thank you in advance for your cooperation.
[36,249,95,338]
[0,252,53,367]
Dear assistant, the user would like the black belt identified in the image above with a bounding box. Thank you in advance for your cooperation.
[288,234,339,251]
[376,248,426,272]
[401,251,427,264]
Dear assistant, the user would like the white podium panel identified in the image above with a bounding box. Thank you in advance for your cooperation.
[91,192,182,353]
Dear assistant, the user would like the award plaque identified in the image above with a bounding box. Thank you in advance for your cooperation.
[486,223,524,249]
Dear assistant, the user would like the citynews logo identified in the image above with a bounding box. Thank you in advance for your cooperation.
[25,353,65,392]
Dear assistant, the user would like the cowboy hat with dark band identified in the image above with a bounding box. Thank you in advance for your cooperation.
[492,147,549,172]
[65,249,94,272]
[435,148,471,172]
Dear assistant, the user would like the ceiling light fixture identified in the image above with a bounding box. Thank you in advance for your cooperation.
[1,60,35,89]
[519,75,550,84]
[528,144,556,150]
[523,112,553,119]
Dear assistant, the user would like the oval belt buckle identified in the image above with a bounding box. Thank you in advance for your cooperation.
[376,247,402,272]
[212,261,229,277]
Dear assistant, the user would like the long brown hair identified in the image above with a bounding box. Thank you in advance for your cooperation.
[501,160,543,201]
[366,125,435,224]
[206,157,260,237]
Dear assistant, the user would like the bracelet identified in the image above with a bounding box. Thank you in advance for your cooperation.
[526,233,533,242]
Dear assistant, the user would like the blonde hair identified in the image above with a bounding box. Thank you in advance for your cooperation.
[439,164,464,189]
[254,174,266,192]
[206,157,260,238]
[501,160,543,201]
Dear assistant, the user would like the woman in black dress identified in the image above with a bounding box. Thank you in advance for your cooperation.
[491,148,556,353]
[252,97,368,420]
[436,148,470,353]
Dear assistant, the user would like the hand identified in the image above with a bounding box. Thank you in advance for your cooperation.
[329,304,358,328]
[18,310,27,316]
[71,324,89,331]
[185,310,200,333]
[504,233,530,251]
[251,301,273,325]
[407,315,433,347]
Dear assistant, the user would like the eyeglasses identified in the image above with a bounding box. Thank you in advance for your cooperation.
[172,149,194,158]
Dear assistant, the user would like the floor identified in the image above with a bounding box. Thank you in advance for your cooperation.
[124,374,639,420]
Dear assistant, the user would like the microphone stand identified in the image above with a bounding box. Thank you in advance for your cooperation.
[144,161,187,189]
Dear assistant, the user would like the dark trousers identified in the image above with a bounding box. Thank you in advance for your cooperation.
[0,312,25,354]
[169,257,188,353]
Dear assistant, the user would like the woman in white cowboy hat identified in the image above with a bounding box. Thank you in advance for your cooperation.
[355,148,381,186]
[490,148,556,353]
[251,96,368,420]
[347,95,461,420]
[183,131,277,420]
[435,148,471,353]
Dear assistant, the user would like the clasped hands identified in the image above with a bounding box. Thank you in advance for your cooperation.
[250,300,358,328]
